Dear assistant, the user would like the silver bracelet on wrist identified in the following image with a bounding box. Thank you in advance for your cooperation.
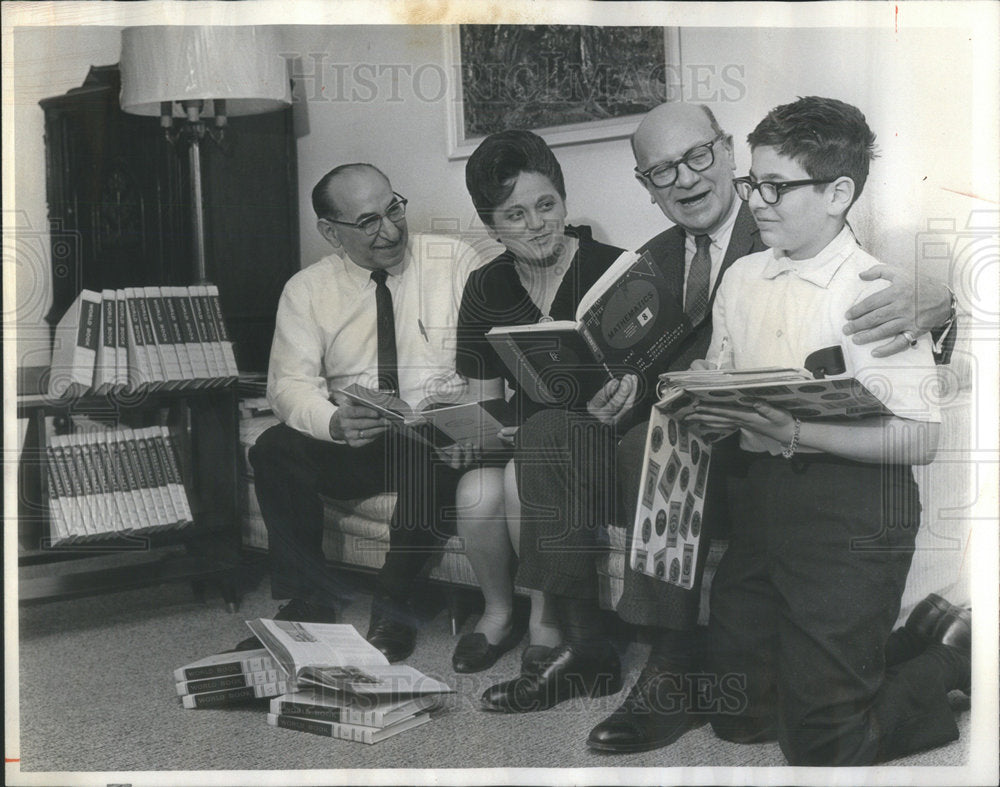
[781,417,802,459]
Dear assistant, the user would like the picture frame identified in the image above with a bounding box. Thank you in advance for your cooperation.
[445,25,682,160]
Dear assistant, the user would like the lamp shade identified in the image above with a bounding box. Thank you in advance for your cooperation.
[120,26,291,117]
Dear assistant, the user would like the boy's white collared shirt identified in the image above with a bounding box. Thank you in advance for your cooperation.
[706,225,941,455]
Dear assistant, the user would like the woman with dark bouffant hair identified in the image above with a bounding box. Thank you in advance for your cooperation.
[452,131,634,707]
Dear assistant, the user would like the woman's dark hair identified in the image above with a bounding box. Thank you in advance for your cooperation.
[465,130,566,227]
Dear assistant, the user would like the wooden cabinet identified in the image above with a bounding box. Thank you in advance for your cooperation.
[40,64,299,373]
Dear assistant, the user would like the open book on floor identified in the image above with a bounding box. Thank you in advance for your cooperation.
[245,619,454,697]
[333,384,514,450]
[486,249,692,405]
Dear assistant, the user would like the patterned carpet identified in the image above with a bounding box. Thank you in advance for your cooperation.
[13,571,973,783]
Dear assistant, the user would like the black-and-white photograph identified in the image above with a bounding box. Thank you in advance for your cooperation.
[4,2,997,786]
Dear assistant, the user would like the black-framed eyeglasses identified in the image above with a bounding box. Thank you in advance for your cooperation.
[733,177,835,205]
[635,133,726,188]
[324,193,408,236]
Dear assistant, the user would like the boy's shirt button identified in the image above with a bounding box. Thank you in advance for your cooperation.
[776,329,783,337]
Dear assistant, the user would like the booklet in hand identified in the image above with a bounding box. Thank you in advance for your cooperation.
[485,249,691,405]
[333,384,514,450]
[245,619,454,697]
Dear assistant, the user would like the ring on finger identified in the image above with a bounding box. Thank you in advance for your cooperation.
[900,329,918,348]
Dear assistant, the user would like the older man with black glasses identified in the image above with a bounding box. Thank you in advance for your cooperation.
[488,102,957,750]
[238,163,484,662]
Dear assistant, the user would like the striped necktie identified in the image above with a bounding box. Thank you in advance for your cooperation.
[685,233,712,327]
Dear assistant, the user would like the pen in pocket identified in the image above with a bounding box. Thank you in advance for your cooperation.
[418,319,429,342]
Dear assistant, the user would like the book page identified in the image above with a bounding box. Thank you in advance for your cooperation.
[245,621,389,679]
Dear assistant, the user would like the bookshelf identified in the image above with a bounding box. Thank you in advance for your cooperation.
[17,383,242,609]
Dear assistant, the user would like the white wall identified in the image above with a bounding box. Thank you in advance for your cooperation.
[10,24,995,367]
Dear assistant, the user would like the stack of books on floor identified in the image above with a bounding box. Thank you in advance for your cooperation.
[175,649,289,709]
[46,424,193,543]
[249,619,453,744]
[48,284,238,397]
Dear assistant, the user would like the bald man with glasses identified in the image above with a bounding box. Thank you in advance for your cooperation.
[241,163,484,662]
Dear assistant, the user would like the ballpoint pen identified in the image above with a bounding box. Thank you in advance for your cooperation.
[417,319,429,342]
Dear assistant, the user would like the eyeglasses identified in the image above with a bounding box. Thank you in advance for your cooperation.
[635,133,726,188]
[324,193,408,236]
[733,177,835,206]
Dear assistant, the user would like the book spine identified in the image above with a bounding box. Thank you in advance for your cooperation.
[134,429,171,528]
[83,431,117,536]
[144,286,183,386]
[94,289,117,393]
[182,680,287,709]
[178,668,284,696]
[173,287,212,382]
[115,289,129,389]
[124,288,152,390]
[156,426,193,524]
[135,289,166,387]
[100,430,134,531]
[49,438,85,540]
[66,434,98,537]
[576,323,605,364]
[174,653,276,682]
[271,700,345,723]
[44,445,71,543]
[188,287,223,380]
[122,431,159,530]
[111,431,143,529]
[268,713,339,739]
[141,427,179,527]
[161,287,197,386]
[48,290,102,397]
[205,283,239,378]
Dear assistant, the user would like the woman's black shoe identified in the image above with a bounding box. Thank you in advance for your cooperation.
[480,643,621,713]
[452,620,526,674]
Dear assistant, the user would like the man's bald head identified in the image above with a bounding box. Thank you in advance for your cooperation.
[631,103,737,236]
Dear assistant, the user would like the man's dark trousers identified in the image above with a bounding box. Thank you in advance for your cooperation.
[249,423,462,605]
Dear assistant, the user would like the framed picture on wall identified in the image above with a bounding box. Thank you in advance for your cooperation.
[445,25,682,160]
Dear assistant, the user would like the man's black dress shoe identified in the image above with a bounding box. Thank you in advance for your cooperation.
[366,597,417,663]
[232,598,338,651]
[480,643,621,713]
[587,660,699,753]
[931,601,971,653]
[904,593,955,641]
[452,618,527,673]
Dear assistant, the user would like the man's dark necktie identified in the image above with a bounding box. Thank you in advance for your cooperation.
[685,233,712,327]
[370,269,399,393]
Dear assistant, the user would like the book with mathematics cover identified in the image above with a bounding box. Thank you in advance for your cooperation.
[245,619,454,697]
[485,249,691,405]
[334,384,514,450]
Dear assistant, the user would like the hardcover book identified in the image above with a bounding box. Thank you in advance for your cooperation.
[245,619,453,696]
[267,710,432,744]
[333,385,514,450]
[485,249,691,405]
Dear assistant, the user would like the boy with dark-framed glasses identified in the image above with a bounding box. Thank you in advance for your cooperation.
[686,96,969,765]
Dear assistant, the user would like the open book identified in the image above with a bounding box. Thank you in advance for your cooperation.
[245,619,454,697]
[655,366,893,424]
[485,249,690,405]
[334,384,514,449]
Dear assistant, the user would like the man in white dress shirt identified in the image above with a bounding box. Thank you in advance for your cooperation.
[245,163,483,662]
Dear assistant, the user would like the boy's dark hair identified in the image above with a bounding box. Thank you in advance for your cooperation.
[312,163,389,220]
[747,96,877,205]
[465,130,566,227]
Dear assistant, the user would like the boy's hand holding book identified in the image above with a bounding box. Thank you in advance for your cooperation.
[684,399,797,445]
